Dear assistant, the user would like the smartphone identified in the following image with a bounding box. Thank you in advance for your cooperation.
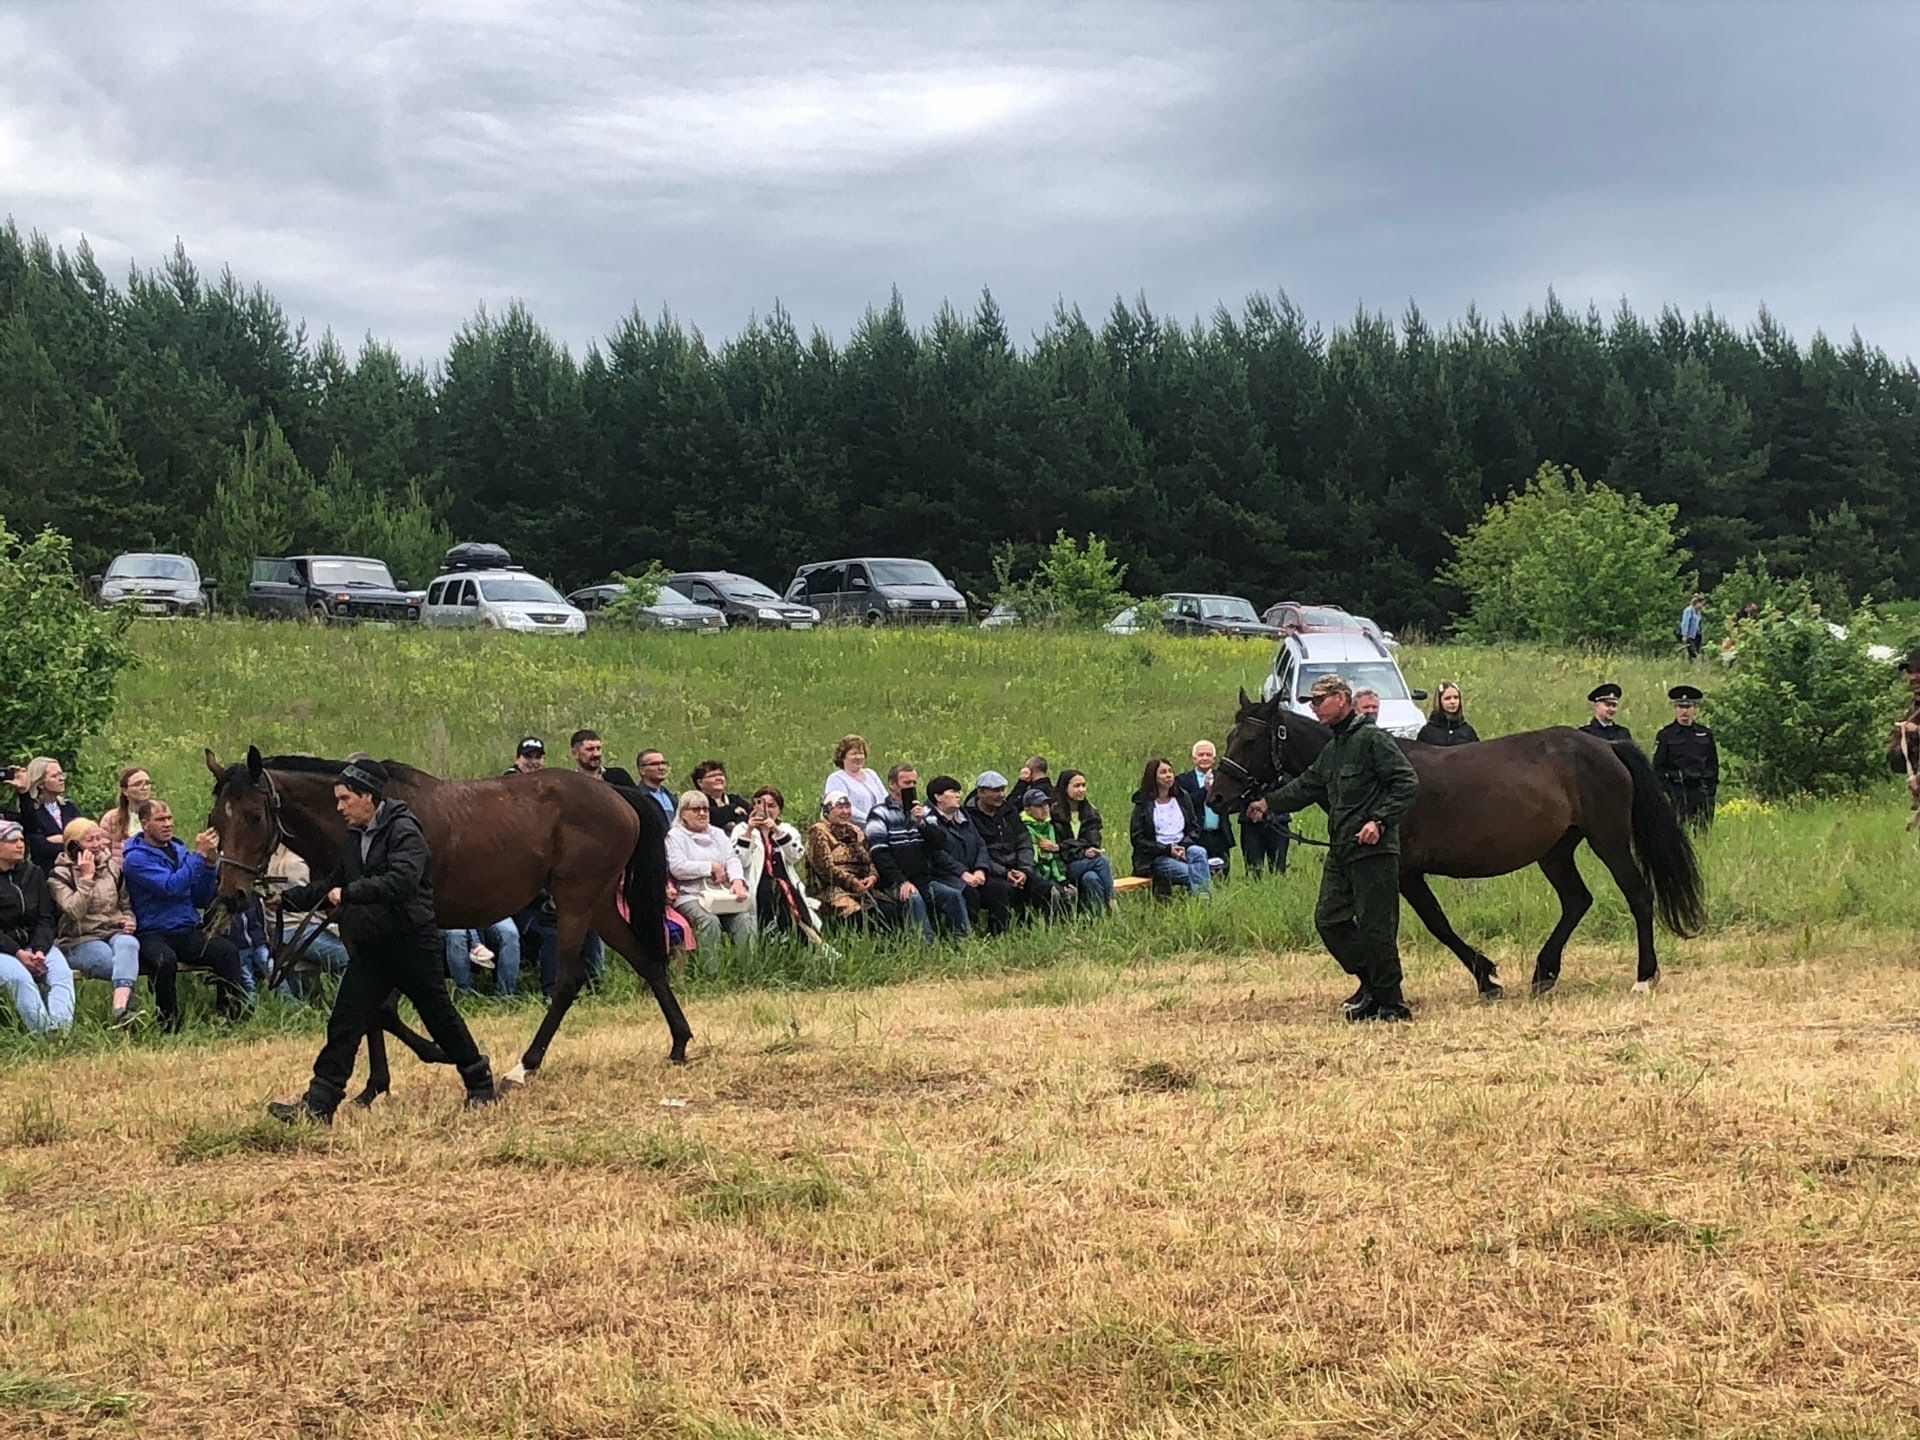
[901,785,919,809]
[66,840,82,860]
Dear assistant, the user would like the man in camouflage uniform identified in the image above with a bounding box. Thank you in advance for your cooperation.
[1888,648,1920,812]
[1653,684,1719,828]
[1263,673,1421,1022]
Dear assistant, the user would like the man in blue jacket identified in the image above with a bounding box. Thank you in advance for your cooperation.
[123,798,246,1028]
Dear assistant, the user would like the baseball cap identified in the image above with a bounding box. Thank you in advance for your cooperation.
[1021,787,1053,808]
[517,736,545,756]
[1307,674,1351,701]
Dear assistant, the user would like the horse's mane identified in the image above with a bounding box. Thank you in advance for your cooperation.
[215,754,439,792]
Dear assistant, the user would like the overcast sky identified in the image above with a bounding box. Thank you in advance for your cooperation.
[4,0,1917,366]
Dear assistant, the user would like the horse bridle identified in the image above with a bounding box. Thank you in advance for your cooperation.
[213,767,287,881]
[1213,708,1288,804]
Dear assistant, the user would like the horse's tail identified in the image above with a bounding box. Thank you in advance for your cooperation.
[1612,742,1706,936]
[610,787,671,969]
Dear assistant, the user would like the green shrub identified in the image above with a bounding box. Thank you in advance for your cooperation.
[1712,602,1903,799]
[1442,463,1694,648]
[990,531,1132,626]
[598,561,673,624]
[0,520,133,805]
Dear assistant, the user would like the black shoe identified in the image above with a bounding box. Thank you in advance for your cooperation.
[463,1087,502,1109]
[1341,984,1369,1012]
[1346,994,1413,1024]
[267,1098,333,1125]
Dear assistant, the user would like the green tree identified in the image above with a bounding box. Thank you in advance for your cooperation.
[194,419,308,600]
[1712,602,1901,799]
[0,520,133,801]
[1441,463,1695,647]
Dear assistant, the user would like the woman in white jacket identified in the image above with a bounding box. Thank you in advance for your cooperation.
[732,787,824,945]
[664,791,758,956]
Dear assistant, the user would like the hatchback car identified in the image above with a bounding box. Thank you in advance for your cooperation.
[785,557,969,625]
[1261,631,1428,740]
[666,571,818,629]
[93,552,214,617]
[1107,593,1278,640]
[424,569,586,635]
[566,583,726,634]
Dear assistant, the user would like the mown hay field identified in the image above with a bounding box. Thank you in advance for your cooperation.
[2,622,1918,1437]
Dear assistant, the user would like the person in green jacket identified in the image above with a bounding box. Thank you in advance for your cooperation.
[1264,673,1422,1022]
[1017,788,1076,918]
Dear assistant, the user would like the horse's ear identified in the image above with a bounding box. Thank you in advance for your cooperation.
[203,748,223,778]
[1238,686,1252,711]
[246,746,264,780]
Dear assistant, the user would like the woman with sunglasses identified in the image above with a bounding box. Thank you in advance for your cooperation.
[1416,682,1480,747]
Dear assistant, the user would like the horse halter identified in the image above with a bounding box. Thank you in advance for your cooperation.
[213,768,287,883]
[1214,709,1288,799]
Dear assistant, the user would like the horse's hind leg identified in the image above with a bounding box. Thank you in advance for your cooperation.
[503,908,592,1087]
[1399,873,1502,999]
[352,1025,393,1108]
[1531,832,1593,997]
[1583,816,1661,991]
[379,989,451,1066]
[599,902,693,1064]
[351,991,452,1108]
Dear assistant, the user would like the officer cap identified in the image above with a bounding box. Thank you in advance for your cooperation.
[1668,684,1703,704]
[1587,683,1623,704]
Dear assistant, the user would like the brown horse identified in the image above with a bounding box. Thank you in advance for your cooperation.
[1210,691,1706,995]
[204,748,689,1097]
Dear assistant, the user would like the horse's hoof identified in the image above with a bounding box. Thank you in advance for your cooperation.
[350,1085,387,1109]
[1530,975,1558,998]
[1478,981,1504,1001]
[1631,975,1659,996]
[497,1062,529,1091]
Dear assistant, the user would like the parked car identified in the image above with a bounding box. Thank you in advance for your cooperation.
[665,570,818,629]
[1107,593,1278,640]
[785,557,969,625]
[980,603,1022,630]
[423,567,585,634]
[1350,615,1400,651]
[92,552,214,617]
[1261,631,1428,740]
[565,583,726,634]
[247,555,417,623]
[1262,601,1363,636]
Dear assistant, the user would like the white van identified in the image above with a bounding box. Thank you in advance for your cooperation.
[1261,631,1428,740]
[422,568,586,635]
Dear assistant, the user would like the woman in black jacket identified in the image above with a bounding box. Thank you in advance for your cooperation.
[1128,758,1212,895]
[1054,769,1116,914]
[1417,682,1481,747]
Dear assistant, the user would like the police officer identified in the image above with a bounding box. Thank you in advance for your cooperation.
[1887,648,1920,804]
[1654,684,1719,828]
[268,759,497,1122]
[1262,674,1421,1022]
[1578,683,1633,744]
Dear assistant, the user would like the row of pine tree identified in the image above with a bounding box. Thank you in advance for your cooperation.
[2,222,1915,629]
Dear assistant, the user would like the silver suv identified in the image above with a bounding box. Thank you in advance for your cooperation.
[1262,631,1428,740]
[422,568,586,635]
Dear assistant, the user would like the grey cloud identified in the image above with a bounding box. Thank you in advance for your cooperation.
[3,0,1917,364]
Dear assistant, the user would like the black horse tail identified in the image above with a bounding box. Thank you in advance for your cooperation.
[1612,742,1707,936]
[610,786,671,969]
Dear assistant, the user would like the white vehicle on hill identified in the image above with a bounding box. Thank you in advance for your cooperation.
[1261,631,1428,740]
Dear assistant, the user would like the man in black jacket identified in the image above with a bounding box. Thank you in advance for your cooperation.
[965,771,1044,921]
[268,759,496,1122]
[864,764,949,940]
[928,775,1005,935]
[570,729,635,788]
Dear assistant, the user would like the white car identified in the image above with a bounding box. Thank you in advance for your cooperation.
[1261,631,1428,740]
[422,568,586,635]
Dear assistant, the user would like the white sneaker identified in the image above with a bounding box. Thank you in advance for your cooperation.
[468,943,496,969]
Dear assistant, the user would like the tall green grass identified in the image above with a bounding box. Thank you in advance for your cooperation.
[70,619,1920,1005]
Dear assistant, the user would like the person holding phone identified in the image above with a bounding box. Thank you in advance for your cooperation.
[0,817,74,1034]
[863,764,952,940]
[49,818,141,1025]
[13,758,82,870]
[733,787,823,944]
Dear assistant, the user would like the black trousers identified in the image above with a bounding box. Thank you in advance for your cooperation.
[1241,814,1291,874]
[304,926,488,1114]
[964,875,1014,934]
[138,928,246,1023]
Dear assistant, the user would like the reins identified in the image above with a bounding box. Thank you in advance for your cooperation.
[265,898,335,993]
[1214,707,1332,849]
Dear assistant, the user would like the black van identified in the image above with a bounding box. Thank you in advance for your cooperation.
[785,557,970,625]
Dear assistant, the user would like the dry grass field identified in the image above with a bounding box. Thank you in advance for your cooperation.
[5,933,1919,1439]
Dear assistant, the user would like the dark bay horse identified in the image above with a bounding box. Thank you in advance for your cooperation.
[204,748,688,1096]
[1209,691,1706,995]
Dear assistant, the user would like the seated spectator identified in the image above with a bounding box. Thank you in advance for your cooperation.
[865,764,952,941]
[504,737,545,775]
[101,765,152,856]
[635,749,675,818]
[806,792,891,928]
[1054,769,1117,914]
[664,791,757,956]
[691,759,751,832]
[442,923,522,1001]
[965,771,1043,919]
[227,892,279,999]
[1016,755,1050,791]
[1416,682,1480,747]
[267,846,351,993]
[1130,759,1213,897]
[0,817,74,1034]
[1016,788,1077,917]
[124,799,247,1027]
[50,818,142,1024]
[1176,742,1235,880]
[732,787,824,945]
[16,757,82,870]
[1239,792,1292,877]
[664,883,697,956]
[824,735,888,825]
[927,775,1006,936]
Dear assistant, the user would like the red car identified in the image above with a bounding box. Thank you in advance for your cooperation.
[1261,601,1372,637]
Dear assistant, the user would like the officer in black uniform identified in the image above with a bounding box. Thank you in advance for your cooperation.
[1578,683,1633,744]
[1653,684,1719,828]
[268,759,497,1123]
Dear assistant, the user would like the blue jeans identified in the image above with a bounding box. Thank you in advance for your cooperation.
[236,943,273,996]
[0,946,74,1033]
[893,887,935,942]
[927,879,971,936]
[1068,855,1116,910]
[1150,846,1213,895]
[66,934,142,992]
[442,923,522,999]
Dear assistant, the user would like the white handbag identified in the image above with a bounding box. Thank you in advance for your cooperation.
[698,882,749,916]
